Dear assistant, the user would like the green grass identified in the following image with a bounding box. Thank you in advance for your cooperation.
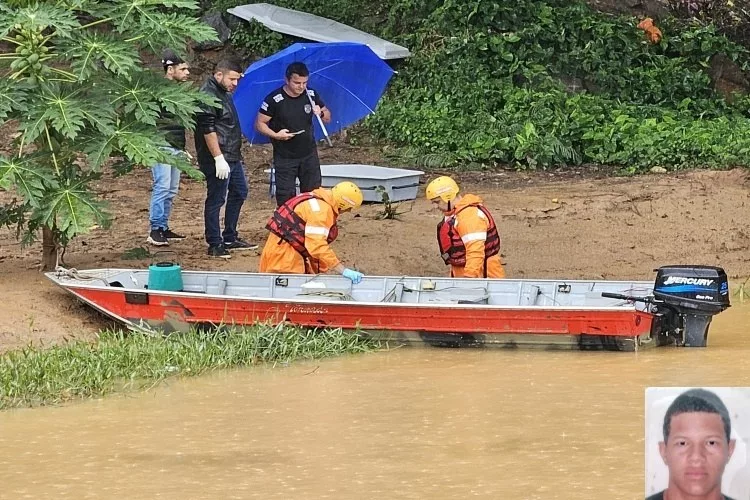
[0,324,382,409]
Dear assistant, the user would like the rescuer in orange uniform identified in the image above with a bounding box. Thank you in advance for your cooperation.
[258,181,365,283]
[425,176,505,279]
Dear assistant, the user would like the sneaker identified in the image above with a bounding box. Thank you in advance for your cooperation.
[208,244,231,259]
[147,229,169,246]
[163,228,186,240]
[224,238,258,251]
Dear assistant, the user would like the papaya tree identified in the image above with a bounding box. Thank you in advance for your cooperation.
[0,0,217,270]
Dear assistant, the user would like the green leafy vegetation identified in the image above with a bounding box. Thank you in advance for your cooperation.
[0,0,217,269]
[215,0,750,171]
[373,186,409,220]
[0,325,381,409]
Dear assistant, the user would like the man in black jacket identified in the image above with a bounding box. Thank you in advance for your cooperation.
[195,58,257,259]
[147,49,190,247]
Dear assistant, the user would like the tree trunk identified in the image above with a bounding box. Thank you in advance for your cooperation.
[41,225,59,271]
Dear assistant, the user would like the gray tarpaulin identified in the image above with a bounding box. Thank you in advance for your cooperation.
[227,3,412,60]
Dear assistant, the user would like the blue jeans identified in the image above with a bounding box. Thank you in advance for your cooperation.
[149,149,181,231]
[200,159,248,246]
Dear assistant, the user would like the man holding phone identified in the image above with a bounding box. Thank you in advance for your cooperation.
[255,61,331,207]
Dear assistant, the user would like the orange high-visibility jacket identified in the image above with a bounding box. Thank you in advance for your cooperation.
[259,188,341,274]
[443,194,505,279]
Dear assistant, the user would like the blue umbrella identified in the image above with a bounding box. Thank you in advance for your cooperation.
[233,42,395,146]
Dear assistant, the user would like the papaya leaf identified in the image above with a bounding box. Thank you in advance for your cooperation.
[150,77,215,129]
[0,0,218,266]
[82,132,117,170]
[0,80,29,121]
[124,13,219,52]
[0,154,57,206]
[63,32,140,80]
[115,122,173,166]
[107,73,163,125]
[0,3,79,38]
[35,177,111,240]
[40,84,89,140]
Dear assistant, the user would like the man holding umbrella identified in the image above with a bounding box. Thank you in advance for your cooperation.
[255,62,331,207]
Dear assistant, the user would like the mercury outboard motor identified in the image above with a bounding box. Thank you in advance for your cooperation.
[652,265,730,347]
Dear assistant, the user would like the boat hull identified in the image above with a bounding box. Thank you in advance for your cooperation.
[61,284,662,351]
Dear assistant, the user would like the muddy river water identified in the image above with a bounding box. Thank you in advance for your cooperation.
[2,304,750,499]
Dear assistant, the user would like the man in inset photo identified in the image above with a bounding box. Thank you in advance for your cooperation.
[647,388,737,500]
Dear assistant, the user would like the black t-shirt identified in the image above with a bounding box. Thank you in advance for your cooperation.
[646,491,735,500]
[259,86,325,159]
[157,108,186,150]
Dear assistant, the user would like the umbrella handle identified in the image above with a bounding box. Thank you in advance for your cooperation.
[269,164,276,198]
[307,91,333,147]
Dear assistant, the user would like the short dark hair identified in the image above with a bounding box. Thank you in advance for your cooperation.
[663,388,731,443]
[215,58,243,75]
[161,49,185,72]
[286,62,309,79]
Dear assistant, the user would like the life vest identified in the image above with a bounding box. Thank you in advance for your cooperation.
[437,203,500,268]
[266,192,339,264]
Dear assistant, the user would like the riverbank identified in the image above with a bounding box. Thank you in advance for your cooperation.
[3,153,750,352]
[0,325,380,409]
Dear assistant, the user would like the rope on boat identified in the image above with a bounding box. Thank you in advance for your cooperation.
[297,290,355,301]
[381,283,491,303]
[381,288,397,302]
[52,246,111,286]
[54,265,111,287]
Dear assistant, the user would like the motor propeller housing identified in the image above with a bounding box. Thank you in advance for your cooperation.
[652,265,730,347]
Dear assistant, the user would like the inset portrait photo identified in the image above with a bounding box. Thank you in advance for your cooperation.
[645,387,750,500]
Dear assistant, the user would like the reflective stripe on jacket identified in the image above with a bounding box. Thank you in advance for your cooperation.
[436,194,504,279]
[259,188,341,274]
[266,192,339,261]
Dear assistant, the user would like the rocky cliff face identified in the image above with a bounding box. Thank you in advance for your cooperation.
[586,0,670,18]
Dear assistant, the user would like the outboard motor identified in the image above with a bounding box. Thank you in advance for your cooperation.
[652,265,730,347]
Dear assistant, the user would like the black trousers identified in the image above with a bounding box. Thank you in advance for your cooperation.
[273,150,321,207]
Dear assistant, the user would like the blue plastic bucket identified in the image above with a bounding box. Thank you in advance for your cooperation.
[148,260,183,292]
